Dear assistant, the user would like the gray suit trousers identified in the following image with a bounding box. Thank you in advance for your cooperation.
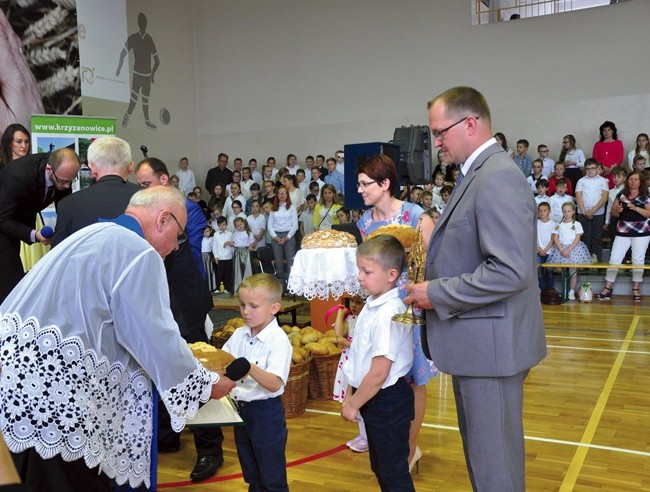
[452,370,529,492]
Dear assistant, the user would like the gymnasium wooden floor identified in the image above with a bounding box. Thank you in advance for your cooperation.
[158,299,650,491]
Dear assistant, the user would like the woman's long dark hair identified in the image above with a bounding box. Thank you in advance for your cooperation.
[0,123,30,165]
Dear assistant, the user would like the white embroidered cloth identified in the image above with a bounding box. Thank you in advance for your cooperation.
[288,247,361,299]
[0,222,217,489]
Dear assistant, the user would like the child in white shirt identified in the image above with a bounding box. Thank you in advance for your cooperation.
[232,217,255,293]
[201,226,217,291]
[548,179,574,224]
[212,217,233,293]
[536,203,557,294]
[222,274,292,491]
[341,235,414,489]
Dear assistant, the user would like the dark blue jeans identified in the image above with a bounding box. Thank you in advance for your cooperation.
[536,253,554,289]
[234,397,288,492]
[360,377,415,492]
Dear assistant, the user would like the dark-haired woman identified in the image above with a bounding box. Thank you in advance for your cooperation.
[592,121,624,188]
[597,171,650,302]
[0,123,30,169]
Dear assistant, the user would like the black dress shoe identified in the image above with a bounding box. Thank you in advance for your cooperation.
[190,455,224,482]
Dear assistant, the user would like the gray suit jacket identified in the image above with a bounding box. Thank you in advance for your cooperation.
[425,143,546,377]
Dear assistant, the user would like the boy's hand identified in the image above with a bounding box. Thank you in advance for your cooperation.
[341,400,360,422]
[211,376,236,399]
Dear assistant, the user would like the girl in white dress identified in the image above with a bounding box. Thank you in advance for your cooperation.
[232,217,255,293]
[331,296,367,452]
[546,202,592,300]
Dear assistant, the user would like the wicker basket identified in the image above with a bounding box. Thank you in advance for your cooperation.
[281,358,311,418]
[307,353,341,400]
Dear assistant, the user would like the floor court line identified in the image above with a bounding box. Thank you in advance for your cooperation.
[547,344,650,355]
[559,315,640,491]
[304,409,650,458]
[546,334,650,344]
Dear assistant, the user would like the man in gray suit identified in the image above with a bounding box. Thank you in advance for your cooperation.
[405,86,546,491]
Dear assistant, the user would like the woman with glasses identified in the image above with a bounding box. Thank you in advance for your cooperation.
[559,134,586,191]
[355,154,437,473]
[593,120,624,189]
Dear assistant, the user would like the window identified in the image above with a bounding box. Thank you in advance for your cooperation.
[473,0,631,26]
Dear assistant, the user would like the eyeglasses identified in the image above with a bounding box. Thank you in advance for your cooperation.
[50,165,78,186]
[431,116,478,139]
[170,212,188,244]
[357,180,377,190]
[585,166,598,171]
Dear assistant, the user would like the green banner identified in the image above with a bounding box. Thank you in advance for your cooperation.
[31,115,116,136]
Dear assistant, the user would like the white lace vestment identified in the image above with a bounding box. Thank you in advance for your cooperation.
[0,223,217,488]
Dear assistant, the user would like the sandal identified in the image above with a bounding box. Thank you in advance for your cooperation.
[633,289,642,303]
[597,287,612,301]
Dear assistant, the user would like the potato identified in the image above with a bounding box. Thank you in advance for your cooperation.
[304,342,329,356]
[291,335,302,347]
[323,329,336,338]
[291,347,304,364]
[291,326,301,333]
[301,333,319,345]
[328,345,343,356]
[319,336,337,346]
[282,324,292,334]
[229,317,246,328]
[299,347,308,359]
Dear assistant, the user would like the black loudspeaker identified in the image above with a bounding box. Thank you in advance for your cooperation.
[343,142,401,211]
[392,125,432,184]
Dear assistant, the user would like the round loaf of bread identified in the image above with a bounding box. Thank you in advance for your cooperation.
[365,224,418,249]
[301,229,357,249]
[189,342,235,373]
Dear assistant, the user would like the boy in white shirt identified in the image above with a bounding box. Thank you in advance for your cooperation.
[536,202,559,299]
[249,159,263,185]
[299,194,317,237]
[246,199,267,251]
[548,179,574,224]
[534,179,550,206]
[575,158,609,262]
[223,274,291,491]
[177,157,196,196]
[341,235,414,490]
[296,168,309,198]
[527,159,547,194]
[537,144,555,178]
[212,217,233,293]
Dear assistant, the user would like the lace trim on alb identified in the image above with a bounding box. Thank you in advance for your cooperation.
[0,313,216,488]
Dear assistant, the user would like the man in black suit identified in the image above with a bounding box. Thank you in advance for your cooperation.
[204,152,232,195]
[0,148,79,303]
[136,157,223,483]
[52,136,141,246]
